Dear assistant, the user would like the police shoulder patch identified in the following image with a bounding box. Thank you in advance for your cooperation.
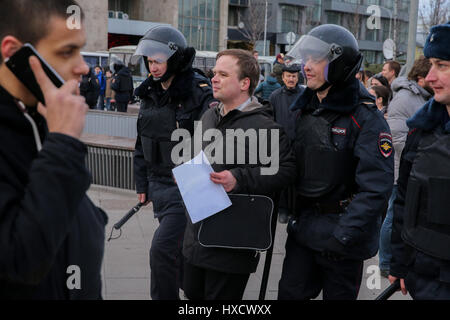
[379,132,393,158]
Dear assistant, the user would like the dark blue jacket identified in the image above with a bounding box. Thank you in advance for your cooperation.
[255,76,281,100]
[96,71,106,96]
[390,99,450,280]
[290,79,394,260]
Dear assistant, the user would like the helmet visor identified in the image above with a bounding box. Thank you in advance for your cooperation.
[285,35,343,66]
[131,39,178,65]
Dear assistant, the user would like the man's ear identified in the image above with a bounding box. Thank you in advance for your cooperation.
[240,77,250,91]
[1,36,23,61]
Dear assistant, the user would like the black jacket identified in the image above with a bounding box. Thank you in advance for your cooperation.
[269,85,304,141]
[79,68,100,107]
[182,98,297,274]
[111,67,134,103]
[0,86,107,299]
[290,79,394,260]
[134,69,216,193]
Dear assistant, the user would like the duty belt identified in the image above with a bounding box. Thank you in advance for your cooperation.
[306,200,350,214]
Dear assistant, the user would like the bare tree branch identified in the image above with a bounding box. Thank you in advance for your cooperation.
[420,0,449,34]
[237,0,272,46]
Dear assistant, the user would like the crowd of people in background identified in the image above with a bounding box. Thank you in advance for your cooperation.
[79,63,133,113]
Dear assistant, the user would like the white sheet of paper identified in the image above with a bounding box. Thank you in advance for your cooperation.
[172,151,232,224]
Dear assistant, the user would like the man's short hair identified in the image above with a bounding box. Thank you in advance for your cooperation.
[216,49,260,96]
[384,60,401,77]
[0,0,84,64]
[408,56,432,83]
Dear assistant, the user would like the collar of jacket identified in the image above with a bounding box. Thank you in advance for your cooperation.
[283,85,302,94]
[290,78,374,114]
[391,76,432,100]
[134,68,195,100]
[407,98,450,133]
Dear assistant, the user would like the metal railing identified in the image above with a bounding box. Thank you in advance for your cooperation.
[85,144,135,191]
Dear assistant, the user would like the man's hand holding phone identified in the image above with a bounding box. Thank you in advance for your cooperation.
[29,56,88,140]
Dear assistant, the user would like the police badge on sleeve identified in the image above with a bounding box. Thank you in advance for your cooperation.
[379,133,393,158]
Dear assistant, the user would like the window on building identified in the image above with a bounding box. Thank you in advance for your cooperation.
[280,5,302,33]
[179,0,221,51]
[108,0,129,14]
[228,6,239,26]
[327,12,340,25]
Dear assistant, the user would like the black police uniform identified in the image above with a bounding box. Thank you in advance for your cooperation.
[390,98,450,299]
[278,78,394,300]
[133,69,215,300]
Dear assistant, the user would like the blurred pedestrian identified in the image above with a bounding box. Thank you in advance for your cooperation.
[254,72,281,102]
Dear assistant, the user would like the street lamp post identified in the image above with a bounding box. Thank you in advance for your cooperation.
[263,0,267,56]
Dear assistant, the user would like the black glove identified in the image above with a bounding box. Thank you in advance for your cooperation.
[322,237,347,261]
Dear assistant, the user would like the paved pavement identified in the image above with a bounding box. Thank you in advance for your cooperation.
[87,184,411,300]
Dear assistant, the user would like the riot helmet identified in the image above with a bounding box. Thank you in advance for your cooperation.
[131,25,195,82]
[286,24,363,91]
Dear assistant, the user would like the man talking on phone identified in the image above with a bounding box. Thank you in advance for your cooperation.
[0,0,107,299]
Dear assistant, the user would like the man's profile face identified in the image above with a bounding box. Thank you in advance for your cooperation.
[211,55,246,102]
[147,54,168,79]
[303,57,328,90]
[381,63,394,82]
[282,71,299,89]
[426,58,450,106]
[34,16,88,83]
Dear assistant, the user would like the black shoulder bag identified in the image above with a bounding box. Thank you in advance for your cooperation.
[198,193,274,251]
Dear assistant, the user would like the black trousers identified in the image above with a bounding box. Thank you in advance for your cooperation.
[278,235,364,300]
[150,213,186,300]
[115,101,128,113]
[183,262,250,300]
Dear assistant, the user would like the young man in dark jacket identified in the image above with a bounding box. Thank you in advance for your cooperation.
[111,63,133,113]
[132,26,216,300]
[0,0,107,299]
[389,21,450,300]
[278,25,393,300]
[182,49,296,300]
[80,66,100,109]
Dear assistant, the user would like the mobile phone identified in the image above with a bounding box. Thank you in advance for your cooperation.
[5,43,64,104]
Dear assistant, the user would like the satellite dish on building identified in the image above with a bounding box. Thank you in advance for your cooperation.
[286,32,296,45]
[238,22,245,29]
[383,39,396,60]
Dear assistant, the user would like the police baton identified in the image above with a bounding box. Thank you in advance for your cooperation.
[375,279,400,300]
[107,202,143,241]
[259,196,279,300]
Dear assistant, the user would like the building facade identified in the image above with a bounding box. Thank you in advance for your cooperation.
[76,0,228,52]
[228,0,411,64]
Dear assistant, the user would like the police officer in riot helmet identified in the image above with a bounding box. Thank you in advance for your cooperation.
[278,24,394,300]
[132,25,216,300]
[389,21,450,299]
